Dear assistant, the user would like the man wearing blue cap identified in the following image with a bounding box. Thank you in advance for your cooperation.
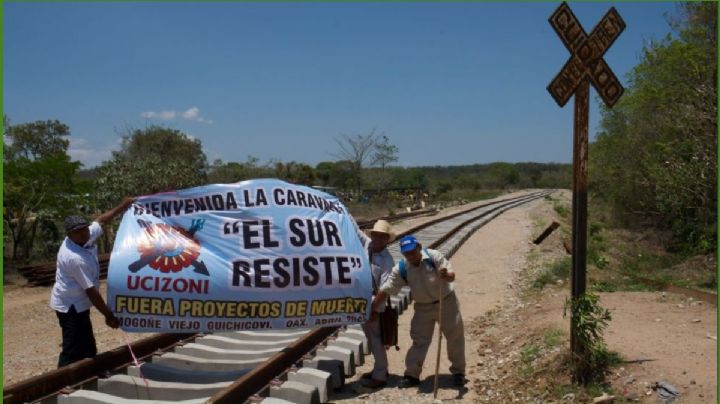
[50,197,135,367]
[371,234,466,388]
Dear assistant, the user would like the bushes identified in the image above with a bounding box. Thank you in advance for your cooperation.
[564,292,621,384]
[590,3,717,255]
[532,257,571,289]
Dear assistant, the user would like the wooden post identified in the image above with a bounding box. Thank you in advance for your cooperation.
[570,78,589,360]
[547,2,625,382]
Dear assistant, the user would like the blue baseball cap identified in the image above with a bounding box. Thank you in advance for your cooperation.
[399,235,419,253]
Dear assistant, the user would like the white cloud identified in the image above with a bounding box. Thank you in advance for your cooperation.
[140,110,177,120]
[181,107,199,120]
[140,106,213,124]
[182,107,214,124]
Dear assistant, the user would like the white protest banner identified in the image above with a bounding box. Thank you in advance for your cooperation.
[107,179,372,333]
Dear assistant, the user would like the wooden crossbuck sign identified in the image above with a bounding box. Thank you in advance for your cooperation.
[548,2,625,107]
[547,2,625,380]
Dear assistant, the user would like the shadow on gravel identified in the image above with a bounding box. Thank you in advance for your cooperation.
[331,373,469,401]
[330,373,404,399]
[418,374,469,399]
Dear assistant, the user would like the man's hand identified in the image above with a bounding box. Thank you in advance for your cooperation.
[105,313,120,329]
[87,286,120,328]
[439,267,455,282]
[96,196,138,226]
[121,197,136,209]
[367,293,383,323]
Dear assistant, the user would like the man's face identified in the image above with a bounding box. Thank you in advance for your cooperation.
[68,226,91,247]
[402,245,422,266]
[370,232,390,252]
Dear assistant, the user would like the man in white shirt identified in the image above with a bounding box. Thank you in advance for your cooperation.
[50,197,134,367]
[357,220,396,388]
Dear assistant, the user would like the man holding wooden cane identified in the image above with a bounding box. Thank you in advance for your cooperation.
[371,235,466,389]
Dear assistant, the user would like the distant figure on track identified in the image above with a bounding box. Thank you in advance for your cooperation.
[372,235,467,389]
[50,197,135,367]
[357,220,396,388]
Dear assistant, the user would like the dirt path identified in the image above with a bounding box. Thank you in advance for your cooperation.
[2,282,155,385]
[525,290,717,403]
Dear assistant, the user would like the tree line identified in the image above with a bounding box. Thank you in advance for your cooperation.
[590,3,716,254]
[3,121,569,268]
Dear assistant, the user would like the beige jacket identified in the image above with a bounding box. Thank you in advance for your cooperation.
[379,248,455,304]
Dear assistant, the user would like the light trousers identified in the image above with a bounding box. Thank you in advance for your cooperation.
[404,293,465,378]
[361,316,389,381]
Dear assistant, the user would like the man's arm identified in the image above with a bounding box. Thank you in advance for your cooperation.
[371,266,406,312]
[86,287,119,328]
[96,197,136,226]
[353,219,370,246]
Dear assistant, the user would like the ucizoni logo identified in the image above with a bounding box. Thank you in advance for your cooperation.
[129,219,209,276]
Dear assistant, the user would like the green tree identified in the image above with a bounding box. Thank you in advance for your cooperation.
[4,119,70,161]
[370,135,399,191]
[391,167,428,190]
[591,3,717,252]
[372,135,399,169]
[207,156,272,183]
[315,160,356,189]
[207,159,247,183]
[95,126,208,210]
[314,161,334,186]
[273,161,315,185]
[3,119,85,266]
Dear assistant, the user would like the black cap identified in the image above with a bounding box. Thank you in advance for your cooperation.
[64,215,90,233]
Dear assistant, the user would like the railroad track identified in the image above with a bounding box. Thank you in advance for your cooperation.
[2,190,560,404]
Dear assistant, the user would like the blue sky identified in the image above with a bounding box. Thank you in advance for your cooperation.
[4,2,680,169]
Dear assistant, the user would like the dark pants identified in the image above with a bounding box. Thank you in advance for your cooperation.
[56,305,97,367]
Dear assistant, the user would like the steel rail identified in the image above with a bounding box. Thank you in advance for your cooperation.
[3,333,196,404]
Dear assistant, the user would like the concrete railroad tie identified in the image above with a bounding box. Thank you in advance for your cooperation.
[97,374,229,400]
[58,389,208,404]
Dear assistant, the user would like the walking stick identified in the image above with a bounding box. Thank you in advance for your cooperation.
[433,279,443,399]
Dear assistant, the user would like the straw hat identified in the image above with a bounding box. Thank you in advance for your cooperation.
[370,219,395,241]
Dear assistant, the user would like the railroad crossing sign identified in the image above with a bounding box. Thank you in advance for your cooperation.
[547,2,625,382]
[548,2,625,107]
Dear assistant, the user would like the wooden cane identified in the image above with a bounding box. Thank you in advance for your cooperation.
[433,278,444,398]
